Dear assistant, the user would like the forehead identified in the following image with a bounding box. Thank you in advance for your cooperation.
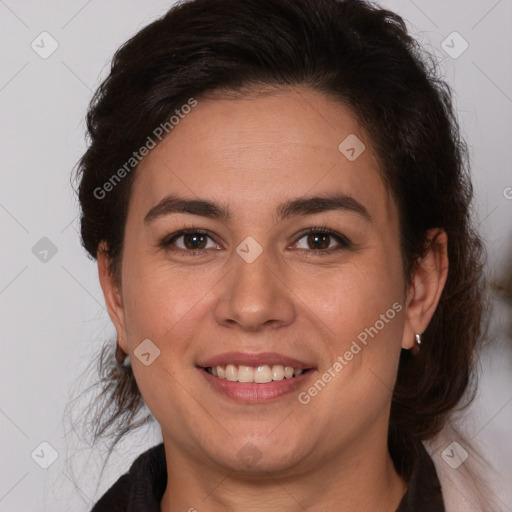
[130,87,395,224]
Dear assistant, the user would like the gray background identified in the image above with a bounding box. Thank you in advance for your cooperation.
[0,0,511,510]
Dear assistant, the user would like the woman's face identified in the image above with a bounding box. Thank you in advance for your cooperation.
[106,87,417,474]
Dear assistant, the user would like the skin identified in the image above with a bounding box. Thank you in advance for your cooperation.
[98,86,448,512]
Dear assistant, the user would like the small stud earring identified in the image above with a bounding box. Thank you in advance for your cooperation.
[410,332,422,356]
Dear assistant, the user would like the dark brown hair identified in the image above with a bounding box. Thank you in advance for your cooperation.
[74,0,487,477]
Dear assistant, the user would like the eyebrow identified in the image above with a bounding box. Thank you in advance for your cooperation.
[144,193,371,224]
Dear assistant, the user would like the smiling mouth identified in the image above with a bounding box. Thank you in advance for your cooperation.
[203,364,313,383]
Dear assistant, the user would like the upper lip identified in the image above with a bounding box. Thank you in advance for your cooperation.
[198,352,315,370]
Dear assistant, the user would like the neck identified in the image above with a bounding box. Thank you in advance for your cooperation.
[160,431,407,512]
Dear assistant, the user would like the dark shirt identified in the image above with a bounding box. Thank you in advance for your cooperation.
[91,441,445,511]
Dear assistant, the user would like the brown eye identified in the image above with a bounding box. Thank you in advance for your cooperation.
[182,233,208,250]
[294,228,351,252]
[306,233,331,250]
[161,229,220,252]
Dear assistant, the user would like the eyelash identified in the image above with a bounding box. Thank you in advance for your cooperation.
[293,226,352,255]
[159,225,352,257]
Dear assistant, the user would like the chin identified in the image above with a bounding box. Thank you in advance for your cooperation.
[203,433,310,475]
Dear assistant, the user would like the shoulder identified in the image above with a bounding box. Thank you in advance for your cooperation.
[425,425,505,512]
[395,438,445,512]
[90,473,131,512]
[90,443,167,512]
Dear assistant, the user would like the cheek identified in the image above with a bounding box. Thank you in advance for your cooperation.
[291,252,406,413]
[121,253,219,351]
[299,275,405,436]
[293,258,404,348]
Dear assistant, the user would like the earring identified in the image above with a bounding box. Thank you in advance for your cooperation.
[410,332,422,356]
[115,337,128,365]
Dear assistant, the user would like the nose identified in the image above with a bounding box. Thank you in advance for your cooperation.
[213,248,296,332]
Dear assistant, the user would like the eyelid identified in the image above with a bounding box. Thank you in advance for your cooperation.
[290,226,352,252]
[160,225,352,254]
[160,228,221,253]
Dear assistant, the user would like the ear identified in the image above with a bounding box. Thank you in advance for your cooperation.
[97,243,128,353]
[402,228,449,350]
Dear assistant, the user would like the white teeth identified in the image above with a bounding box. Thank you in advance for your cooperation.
[271,365,284,380]
[254,365,272,383]
[207,364,306,383]
[225,364,238,381]
[237,365,254,383]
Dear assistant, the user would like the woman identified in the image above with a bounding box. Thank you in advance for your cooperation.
[75,0,493,510]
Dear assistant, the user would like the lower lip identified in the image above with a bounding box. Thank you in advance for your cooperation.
[199,368,313,402]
